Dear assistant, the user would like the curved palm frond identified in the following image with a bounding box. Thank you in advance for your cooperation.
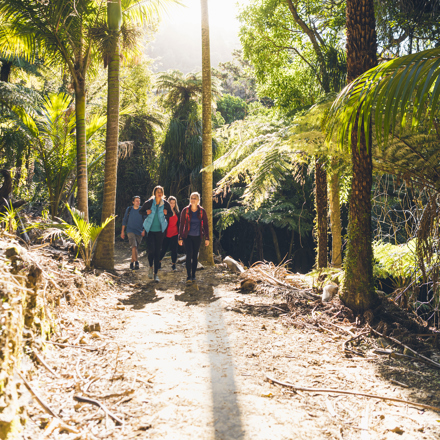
[326,47,440,149]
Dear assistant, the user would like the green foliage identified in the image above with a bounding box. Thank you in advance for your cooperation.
[24,92,107,217]
[326,47,440,152]
[214,184,314,237]
[375,0,440,58]
[0,200,23,234]
[238,0,346,111]
[157,69,219,198]
[211,111,225,129]
[157,70,220,118]
[217,94,247,124]
[373,240,419,285]
[33,204,115,270]
[212,50,258,102]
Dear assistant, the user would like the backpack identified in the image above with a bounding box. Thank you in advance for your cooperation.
[126,206,145,223]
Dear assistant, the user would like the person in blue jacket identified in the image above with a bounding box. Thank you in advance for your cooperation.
[139,186,172,282]
[121,196,145,270]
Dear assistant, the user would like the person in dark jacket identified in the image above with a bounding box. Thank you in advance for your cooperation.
[178,192,209,283]
[159,196,180,271]
[139,186,172,282]
[121,196,145,270]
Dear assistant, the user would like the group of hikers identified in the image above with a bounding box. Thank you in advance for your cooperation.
[120,186,209,283]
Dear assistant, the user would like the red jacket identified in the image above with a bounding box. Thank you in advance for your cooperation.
[179,205,209,240]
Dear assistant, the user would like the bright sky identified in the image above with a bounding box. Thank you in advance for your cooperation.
[161,0,243,31]
[148,0,248,72]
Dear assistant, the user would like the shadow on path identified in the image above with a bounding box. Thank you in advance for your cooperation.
[119,286,164,309]
[206,288,245,439]
[174,284,220,306]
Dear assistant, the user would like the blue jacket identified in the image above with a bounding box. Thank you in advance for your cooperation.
[139,198,172,234]
[122,206,145,236]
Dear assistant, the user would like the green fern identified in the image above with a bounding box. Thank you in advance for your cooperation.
[31,204,115,270]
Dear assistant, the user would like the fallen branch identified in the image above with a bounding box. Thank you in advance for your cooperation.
[42,418,79,437]
[73,395,124,425]
[44,340,99,351]
[317,324,340,338]
[369,326,440,370]
[342,331,369,357]
[32,348,60,378]
[265,375,440,412]
[325,321,356,337]
[17,370,59,418]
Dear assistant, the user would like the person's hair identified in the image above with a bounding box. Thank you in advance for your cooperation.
[152,185,165,197]
[168,196,179,214]
[190,192,200,202]
[132,196,140,202]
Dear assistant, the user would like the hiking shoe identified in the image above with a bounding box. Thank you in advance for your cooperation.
[134,261,139,270]
[186,277,192,284]
[148,266,153,279]
[172,264,177,271]
[154,274,160,282]
[130,262,134,270]
[192,277,196,283]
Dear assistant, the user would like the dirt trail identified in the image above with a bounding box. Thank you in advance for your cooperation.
[111,246,440,440]
[22,243,440,439]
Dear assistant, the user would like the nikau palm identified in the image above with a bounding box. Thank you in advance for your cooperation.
[327,47,440,151]
[200,0,214,265]
[94,0,177,269]
[93,0,122,270]
[0,0,104,219]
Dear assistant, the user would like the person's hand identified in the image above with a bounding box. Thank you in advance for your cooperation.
[146,209,152,215]
[141,230,145,237]
[205,239,209,247]
[163,209,167,215]
[178,240,183,246]
[121,232,125,239]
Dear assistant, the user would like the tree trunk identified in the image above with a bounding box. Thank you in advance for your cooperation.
[93,0,122,270]
[342,0,378,313]
[315,158,328,268]
[269,224,282,264]
[199,0,214,265]
[288,229,294,260]
[249,238,255,266]
[328,164,342,268]
[255,223,264,261]
[0,61,12,82]
[74,80,89,220]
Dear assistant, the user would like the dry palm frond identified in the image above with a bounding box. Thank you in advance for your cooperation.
[240,261,314,298]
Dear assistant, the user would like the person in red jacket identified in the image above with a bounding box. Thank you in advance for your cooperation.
[159,196,180,271]
[178,192,209,283]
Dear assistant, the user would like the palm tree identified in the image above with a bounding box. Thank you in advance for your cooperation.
[157,70,220,198]
[5,90,107,218]
[93,0,177,270]
[315,157,327,268]
[334,0,378,313]
[0,0,103,220]
[92,0,123,270]
[200,0,214,265]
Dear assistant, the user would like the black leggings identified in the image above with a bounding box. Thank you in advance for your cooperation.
[147,231,164,274]
[183,235,201,278]
[160,234,178,264]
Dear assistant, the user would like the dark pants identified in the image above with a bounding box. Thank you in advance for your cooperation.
[183,235,201,278]
[147,231,164,274]
[160,234,178,264]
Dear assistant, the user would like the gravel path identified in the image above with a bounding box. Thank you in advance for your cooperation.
[112,249,440,440]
